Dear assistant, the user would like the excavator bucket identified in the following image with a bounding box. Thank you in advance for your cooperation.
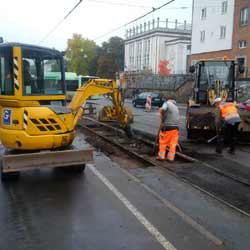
[124,106,134,123]
[98,106,134,125]
[237,107,250,141]
[98,105,134,137]
[186,105,216,140]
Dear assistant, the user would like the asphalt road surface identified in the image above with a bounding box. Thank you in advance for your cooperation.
[0,140,224,250]
[0,99,250,250]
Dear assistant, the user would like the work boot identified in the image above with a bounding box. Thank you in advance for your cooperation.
[156,156,164,161]
[166,159,174,163]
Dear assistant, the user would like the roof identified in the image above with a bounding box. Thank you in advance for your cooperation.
[197,59,235,63]
[0,42,62,56]
[165,37,191,43]
[125,28,191,42]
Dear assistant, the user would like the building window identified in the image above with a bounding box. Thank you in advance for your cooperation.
[237,57,245,75]
[138,42,142,70]
[200,30,205,42]
[129,43,135,69]
[220,26,226,39]
[222,1,228,14]
[136,42,140,70]
[143,40,150,68]
[240,8,248,26]
[191,60,197,65]
[143,40,147,67]
[0,47,14,95]
[201,8,207,19]
[239,40,247,48]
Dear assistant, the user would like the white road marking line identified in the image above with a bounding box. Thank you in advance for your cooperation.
[118,166,223,246]
[88,164,178,250]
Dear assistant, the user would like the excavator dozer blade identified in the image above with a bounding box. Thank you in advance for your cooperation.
[1,146,93,174]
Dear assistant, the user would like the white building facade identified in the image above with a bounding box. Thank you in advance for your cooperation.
[124,19,191,74]
[191,0,235,55]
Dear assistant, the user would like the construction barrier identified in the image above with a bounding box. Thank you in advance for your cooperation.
[145,95,152,112]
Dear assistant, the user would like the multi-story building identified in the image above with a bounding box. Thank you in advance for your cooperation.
[190,0,250,78]
[124,18,191,74]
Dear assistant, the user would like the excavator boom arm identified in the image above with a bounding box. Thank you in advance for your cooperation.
[67,79,130,128]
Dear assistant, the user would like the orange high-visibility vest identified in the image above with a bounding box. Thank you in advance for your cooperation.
[219,103,240,121]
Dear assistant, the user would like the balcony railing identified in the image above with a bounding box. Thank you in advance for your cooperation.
[125,18,191,39]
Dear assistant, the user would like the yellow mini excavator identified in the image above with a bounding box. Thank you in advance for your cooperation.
[0,43,133,180]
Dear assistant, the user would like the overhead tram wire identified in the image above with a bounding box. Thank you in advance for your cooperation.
[88,0,153,9]
[39,0,84,44]
[93,0,176,41]
[89,0,189,9]
[125,0,175,26]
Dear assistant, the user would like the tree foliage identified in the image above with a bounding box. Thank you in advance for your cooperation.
[65,34,97,75]
[64,34,124,78]
[97,36,124,78]
[158,59,171,76]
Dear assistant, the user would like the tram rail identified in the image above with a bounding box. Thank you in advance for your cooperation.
[79,117,250,217]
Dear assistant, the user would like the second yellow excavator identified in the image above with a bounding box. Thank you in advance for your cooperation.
[0,43,133,179]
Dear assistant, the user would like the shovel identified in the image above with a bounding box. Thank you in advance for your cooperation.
[207,135,218,143]
[153,127,161,155]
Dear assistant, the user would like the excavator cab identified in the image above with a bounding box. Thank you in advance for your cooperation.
[0,43,66,105]
[191,60,236,105]
[0,43,75,151]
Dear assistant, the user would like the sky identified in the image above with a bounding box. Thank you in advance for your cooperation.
[0,0,193,51]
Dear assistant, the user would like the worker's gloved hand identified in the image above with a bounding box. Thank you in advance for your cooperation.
[158,108,163,119]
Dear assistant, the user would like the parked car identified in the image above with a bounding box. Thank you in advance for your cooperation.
[132,92,165,108]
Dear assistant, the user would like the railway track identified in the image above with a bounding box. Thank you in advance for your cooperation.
[79,117,250,217]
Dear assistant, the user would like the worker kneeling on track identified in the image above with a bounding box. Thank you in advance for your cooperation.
[157,98,180,162]
[214,97,241,155]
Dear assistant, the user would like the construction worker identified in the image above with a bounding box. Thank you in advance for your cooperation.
[157,98,180,162]
[214,97,241,154]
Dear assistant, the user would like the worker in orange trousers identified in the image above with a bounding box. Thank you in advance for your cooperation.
[157,98,180,162]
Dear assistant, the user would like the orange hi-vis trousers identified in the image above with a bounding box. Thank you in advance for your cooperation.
[158,129,179,161]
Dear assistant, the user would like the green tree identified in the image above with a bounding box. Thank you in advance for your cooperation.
[88,45,102,76]
[65,33,97,75]
[97,36,124,78]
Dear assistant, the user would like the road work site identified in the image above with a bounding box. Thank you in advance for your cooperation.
[1,43,250,250]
